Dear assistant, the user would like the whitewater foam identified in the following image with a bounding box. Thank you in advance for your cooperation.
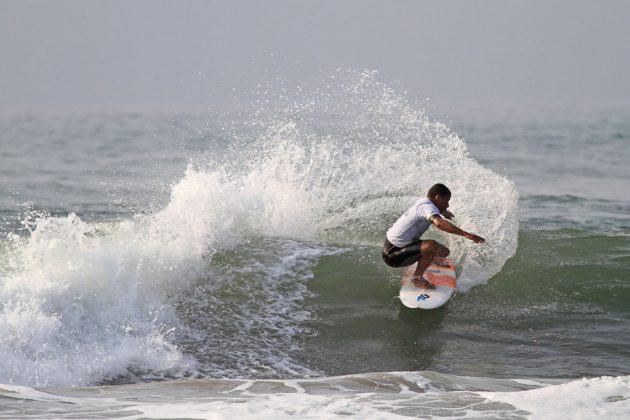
[0,211,196,386]
[1,372,628,419]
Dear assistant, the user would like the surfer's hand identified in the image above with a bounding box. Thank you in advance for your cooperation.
[466,233,485,244]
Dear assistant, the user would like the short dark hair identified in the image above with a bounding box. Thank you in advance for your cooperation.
[427,183,451,198]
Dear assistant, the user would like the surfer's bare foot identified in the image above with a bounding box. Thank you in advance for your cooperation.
[412,276,435,289]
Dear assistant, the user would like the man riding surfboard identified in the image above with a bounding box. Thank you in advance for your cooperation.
[382,183,485,288]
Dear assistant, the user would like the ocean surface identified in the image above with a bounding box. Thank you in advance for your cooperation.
[0,72,629,418]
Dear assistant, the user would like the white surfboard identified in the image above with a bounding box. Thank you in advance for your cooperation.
[399,259,457,309]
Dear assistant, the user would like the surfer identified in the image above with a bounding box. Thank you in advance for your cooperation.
[382,183,485,288]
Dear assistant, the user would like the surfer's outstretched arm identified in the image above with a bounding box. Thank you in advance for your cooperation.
[431,216,486,243]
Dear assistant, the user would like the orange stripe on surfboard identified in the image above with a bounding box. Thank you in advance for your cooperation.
[424,272,456,288]
[402,261,457,289]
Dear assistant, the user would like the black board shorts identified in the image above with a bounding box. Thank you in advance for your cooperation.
[382,238,422,267]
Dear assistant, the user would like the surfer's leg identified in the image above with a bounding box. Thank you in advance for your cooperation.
[412,240,449,288]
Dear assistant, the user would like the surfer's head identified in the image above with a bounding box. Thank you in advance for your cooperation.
[427,183,451,212]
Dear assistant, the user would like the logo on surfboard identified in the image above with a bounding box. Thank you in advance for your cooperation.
[416,294,430,301]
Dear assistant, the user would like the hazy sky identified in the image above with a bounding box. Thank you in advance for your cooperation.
[2,0,629,115]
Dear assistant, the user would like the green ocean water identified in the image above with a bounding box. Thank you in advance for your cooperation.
[304,229,630,379]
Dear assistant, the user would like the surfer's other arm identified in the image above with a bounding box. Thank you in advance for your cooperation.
[431,216,486,244]
[441,209,455,220]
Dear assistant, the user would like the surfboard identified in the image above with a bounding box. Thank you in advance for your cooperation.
[399,259,457,309]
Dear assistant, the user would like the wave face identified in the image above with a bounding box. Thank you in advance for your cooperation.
[0,70,519,386]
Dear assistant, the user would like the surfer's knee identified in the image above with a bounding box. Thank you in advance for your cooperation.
[423,240,449,258]
[437,244,450,258]
[421,240,439,256]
